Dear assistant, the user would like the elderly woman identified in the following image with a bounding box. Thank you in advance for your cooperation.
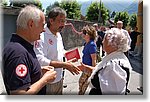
[78,28,132,95]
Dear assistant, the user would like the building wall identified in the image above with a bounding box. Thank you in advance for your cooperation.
[3,7,95,50]
[137,0,143,33]
[3,14,17,45]
[61,19,94,50]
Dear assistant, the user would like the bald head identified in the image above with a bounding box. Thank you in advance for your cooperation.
[117,21,123,29]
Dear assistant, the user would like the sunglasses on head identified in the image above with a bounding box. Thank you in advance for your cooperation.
[82,30,87,35]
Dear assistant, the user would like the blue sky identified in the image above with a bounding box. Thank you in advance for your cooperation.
[41,0,90,10]
[40,0,138,9]
[6,0,139,15]
[41,0,138,10]
[6,0,138,10]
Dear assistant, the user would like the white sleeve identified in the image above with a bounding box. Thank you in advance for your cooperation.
[124,30,132,46]
[98,61,127,94]
[34,39,51,66]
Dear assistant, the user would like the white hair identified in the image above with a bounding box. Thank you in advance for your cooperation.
[17,5,42,29]
[104,28,130,52]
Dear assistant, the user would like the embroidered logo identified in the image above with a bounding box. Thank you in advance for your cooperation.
[49,39,53,45]
[16,64,27,77]
[34,41,39,48]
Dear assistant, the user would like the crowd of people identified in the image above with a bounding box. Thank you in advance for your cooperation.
[2,5,142,95]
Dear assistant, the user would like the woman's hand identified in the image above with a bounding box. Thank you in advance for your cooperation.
[77,62,94,73]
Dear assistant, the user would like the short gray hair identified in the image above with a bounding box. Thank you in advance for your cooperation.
[104,28,130,52]
[17,5,42,29]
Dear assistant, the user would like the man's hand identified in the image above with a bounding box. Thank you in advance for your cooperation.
[64,62,81,75]
[41,66,57,83]
[41,66,54,75]
[67,58,78,63]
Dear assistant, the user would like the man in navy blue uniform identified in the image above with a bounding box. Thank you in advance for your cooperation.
[2,5,57,95]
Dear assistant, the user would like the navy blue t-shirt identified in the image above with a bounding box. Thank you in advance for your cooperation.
[2,34,46,95]
[82,40,97,66]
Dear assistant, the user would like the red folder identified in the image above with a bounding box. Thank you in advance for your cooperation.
[65,48,80,61]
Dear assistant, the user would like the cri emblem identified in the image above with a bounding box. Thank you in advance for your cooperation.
[16,64,27,77]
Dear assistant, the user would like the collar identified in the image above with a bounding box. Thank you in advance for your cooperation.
[10,34,33,50]
[102,51,123,63]
[85,39,94,45]
[45,27,59,38]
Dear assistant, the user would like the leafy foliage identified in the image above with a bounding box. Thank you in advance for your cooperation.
[1,0,8,7]
[86,2,109,25]
[10,0,42,9]
[128,13,137,29]
[114,12,129,29]
[46,0,81,19]
[46,1,60,16]
[111,11,116,18]
[60,0,81,19]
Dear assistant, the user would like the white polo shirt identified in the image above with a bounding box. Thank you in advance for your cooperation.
[34,27,64,83]
[120,28,132,46]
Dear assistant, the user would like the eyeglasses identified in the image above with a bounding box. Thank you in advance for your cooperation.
[58,19,67,24]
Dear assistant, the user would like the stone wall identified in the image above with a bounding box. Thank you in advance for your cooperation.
[62,19,94,50]
[3,7,95,50]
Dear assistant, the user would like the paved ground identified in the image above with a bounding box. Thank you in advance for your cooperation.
[0,46,143,95]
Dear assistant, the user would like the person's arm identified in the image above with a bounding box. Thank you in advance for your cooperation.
[34,39,51,66]
[50,61,80,75]
[10,77,47,95]
[65,23,82,35]
[10,66,57,95]
[89,43,97,67]
[91,53,97,67]
[124,30,132,46]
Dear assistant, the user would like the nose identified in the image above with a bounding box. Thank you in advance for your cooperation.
[61,22,65,27]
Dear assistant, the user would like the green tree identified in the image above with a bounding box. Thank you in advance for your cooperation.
[10,0,42,9]
[1,0,8,7]
[111,11,116,18]
[128,13,137,29]
[86,2,109,25]
[60,0,81,19]
[114,12,129,29]
[46,0,81,19]
[46,1,60,16]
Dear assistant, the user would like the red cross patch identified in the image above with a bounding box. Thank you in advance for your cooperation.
[49,39,53,45]
[34,41,39,48]
[16,64,27,77]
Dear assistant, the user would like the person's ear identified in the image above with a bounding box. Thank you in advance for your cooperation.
[49,18,53,25]
[27,19,34,29]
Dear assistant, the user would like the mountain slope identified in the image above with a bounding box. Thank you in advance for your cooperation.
[79,0,138,16]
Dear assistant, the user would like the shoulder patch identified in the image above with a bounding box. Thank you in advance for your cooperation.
[16,64,28,77]
[49,39,53,45]
[34,41,39,48]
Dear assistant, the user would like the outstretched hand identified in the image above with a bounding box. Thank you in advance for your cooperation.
[65,23,82,35]
[67,58,78,63]
[77,62,94,73]
[64,62,81,75]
